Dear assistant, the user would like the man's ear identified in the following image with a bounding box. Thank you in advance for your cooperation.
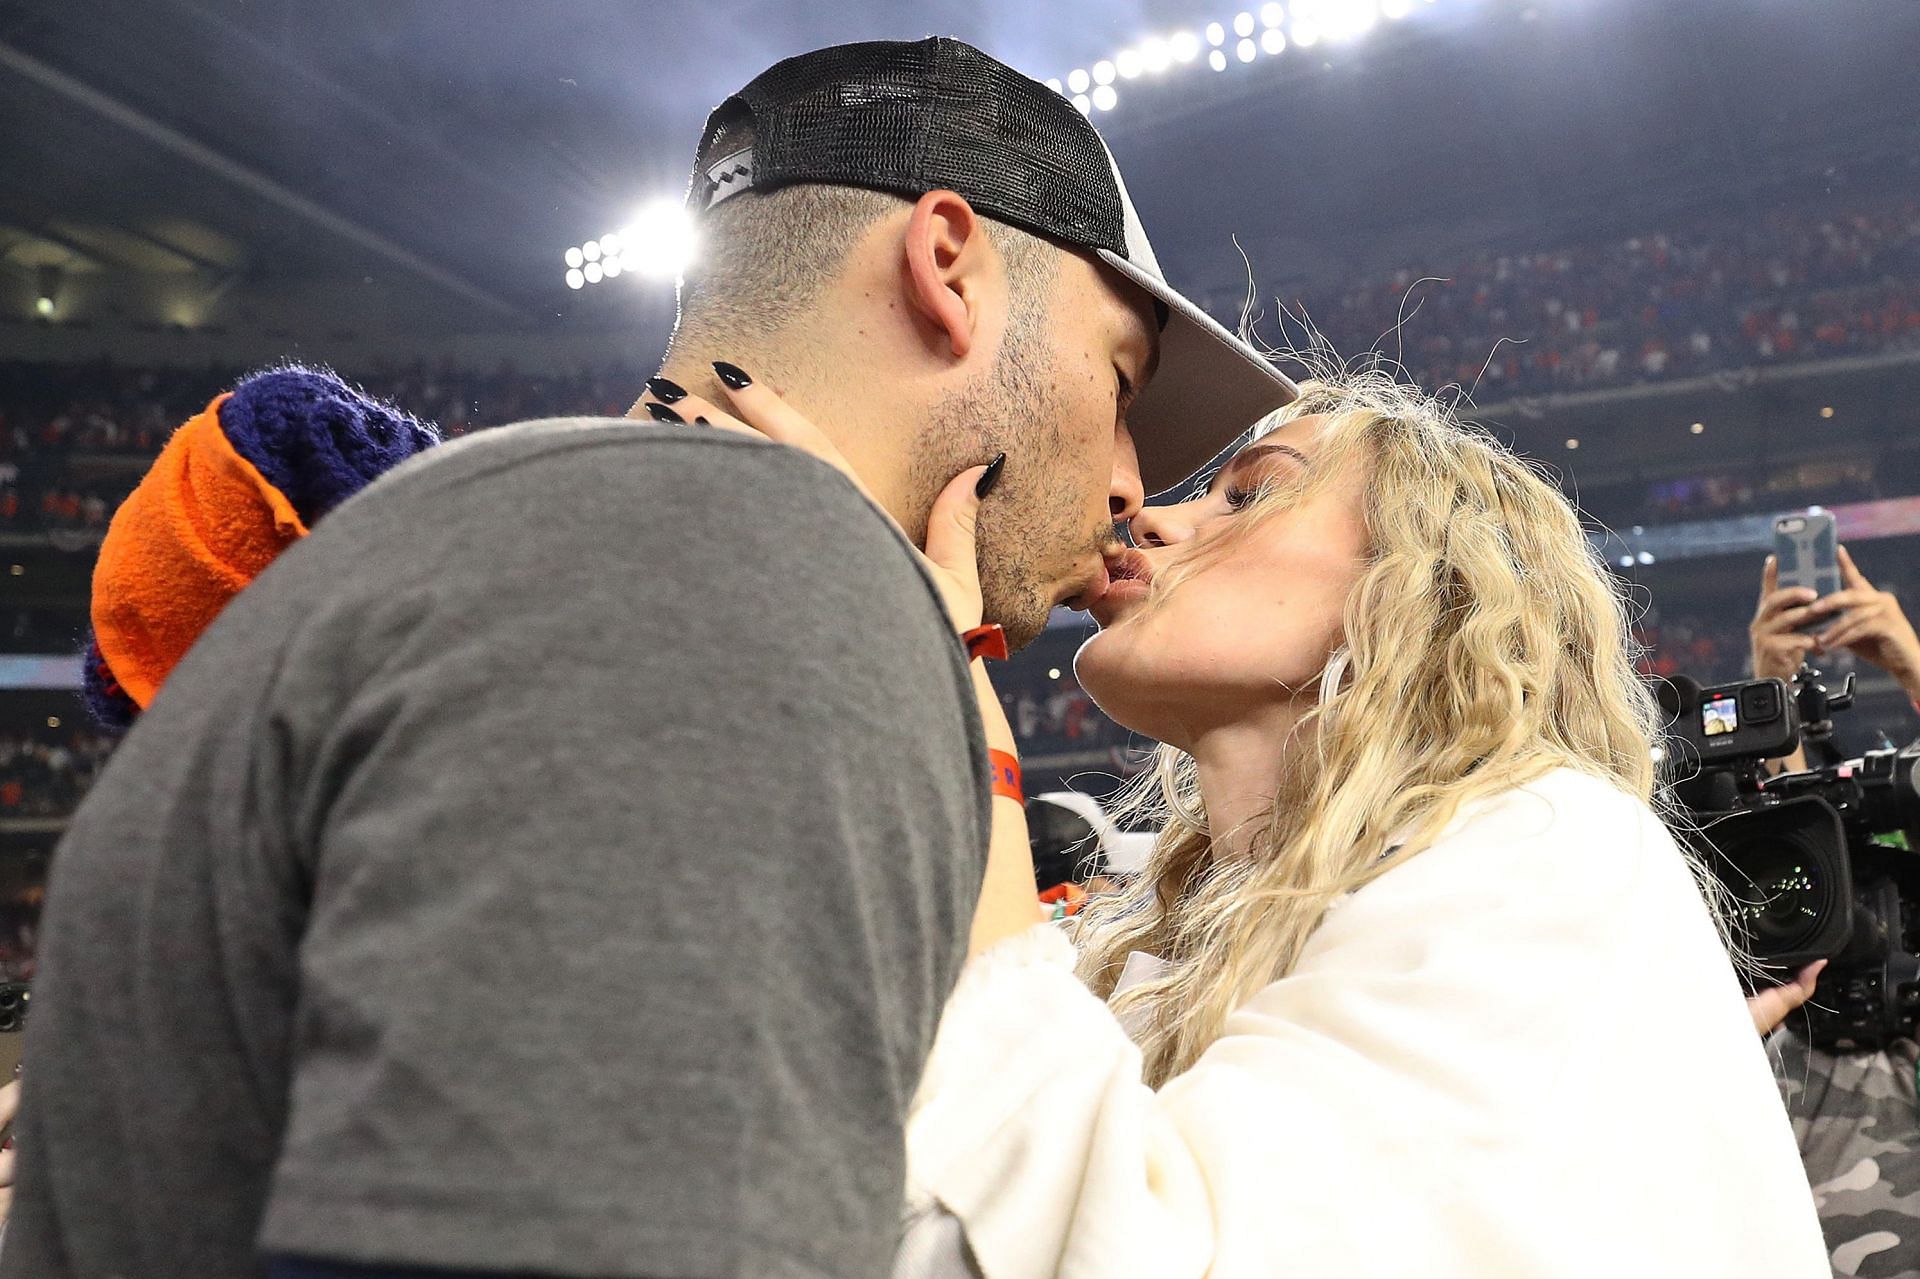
[902,190,990,361]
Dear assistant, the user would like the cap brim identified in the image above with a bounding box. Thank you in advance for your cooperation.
[1097,249,1299,497]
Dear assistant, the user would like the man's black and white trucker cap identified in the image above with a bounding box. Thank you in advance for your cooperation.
[687,36,1299,495]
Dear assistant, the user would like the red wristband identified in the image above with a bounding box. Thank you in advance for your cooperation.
[988,748,1022,803]
[961,623,1009,663]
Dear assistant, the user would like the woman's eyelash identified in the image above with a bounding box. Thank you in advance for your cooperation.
[1224,485,1254,510]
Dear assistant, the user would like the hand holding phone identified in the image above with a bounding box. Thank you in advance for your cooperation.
[1772,511,1843,635]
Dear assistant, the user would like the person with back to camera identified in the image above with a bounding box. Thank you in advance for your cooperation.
[0,38,1298,1279]
[652,368,1830,1277]
[1751,543,1920,1278]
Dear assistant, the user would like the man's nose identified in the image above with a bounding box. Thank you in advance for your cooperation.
[1128,503,1197,549]
[1108,427,1146,524]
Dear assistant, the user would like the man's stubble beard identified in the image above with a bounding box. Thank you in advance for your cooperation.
[907,327,1105,653]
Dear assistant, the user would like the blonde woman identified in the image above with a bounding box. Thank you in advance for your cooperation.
[664,371,1828,1278]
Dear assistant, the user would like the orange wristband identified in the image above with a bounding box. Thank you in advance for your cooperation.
[988,748,1022,803]
[961,623,1009,663]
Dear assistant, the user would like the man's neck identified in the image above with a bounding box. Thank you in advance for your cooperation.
[648,346,919,531]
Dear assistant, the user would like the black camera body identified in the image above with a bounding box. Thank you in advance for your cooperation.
[1661,670,1920,1050]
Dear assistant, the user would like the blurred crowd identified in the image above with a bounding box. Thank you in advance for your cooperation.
[0,358,643,532]
[1000,673,1121,755]
[1587,454,1893,530]
[5,189,1920,788]
[1,194,1917,534]
[1230,197,1920,400]
[0,729,115,818]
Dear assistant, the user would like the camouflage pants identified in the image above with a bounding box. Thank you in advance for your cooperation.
[1775,1029,1920,1278]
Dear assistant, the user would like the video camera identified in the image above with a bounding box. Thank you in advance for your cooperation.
[1660,667,1920,1050]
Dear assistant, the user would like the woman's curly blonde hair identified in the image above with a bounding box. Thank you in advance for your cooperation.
[1073,368,1668,1086]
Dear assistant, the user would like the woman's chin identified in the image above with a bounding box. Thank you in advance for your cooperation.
[1073,633,1160,741]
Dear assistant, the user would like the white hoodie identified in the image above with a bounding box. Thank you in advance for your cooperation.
[897,768,1829,1278]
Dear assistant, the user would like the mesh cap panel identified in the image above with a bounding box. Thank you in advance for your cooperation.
[694,38,1129,258]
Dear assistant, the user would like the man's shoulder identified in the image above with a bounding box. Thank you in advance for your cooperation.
[309,418,946,629]
[373,417,879,507]
[331,418,913,565]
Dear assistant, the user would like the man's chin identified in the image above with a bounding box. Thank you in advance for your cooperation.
[982,592,1053,654]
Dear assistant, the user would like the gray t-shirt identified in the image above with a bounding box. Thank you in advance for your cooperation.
[3,420,990,1279]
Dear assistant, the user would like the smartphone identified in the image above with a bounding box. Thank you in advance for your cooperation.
[1772,511,1842,633]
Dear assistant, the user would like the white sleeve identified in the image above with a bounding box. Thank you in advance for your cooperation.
[900,772,1831,1279]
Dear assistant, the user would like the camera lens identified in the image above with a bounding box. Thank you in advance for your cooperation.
[1740,684,1781,723]
[1726,836,1833,953]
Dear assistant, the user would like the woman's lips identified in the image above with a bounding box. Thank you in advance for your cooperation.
[1088,549,1155,627]
[1089,576,1152,628]
[1065,563,1111,611]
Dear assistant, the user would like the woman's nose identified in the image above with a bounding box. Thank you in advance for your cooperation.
[1129,502,1196,549]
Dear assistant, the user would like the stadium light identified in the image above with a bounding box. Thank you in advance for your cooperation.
[560,199,701,291]
[566,0,1475,282]
[623,200,700,280]
[1320,0,1379,41]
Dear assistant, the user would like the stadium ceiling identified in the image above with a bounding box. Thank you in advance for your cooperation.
[0,0,1916,332]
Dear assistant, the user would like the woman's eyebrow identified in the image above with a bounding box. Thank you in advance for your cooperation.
[1204,442,1310,494]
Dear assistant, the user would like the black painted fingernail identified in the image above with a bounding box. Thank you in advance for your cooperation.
[695,416,711,426]
[713,361,752,389]
[645,375,687,403]
[976,452,1007,499]
[645,401,685,424]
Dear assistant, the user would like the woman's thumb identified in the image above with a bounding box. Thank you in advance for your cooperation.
[923,454,1000,577]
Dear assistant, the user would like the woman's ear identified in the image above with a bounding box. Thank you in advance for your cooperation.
[901,190,986,361]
